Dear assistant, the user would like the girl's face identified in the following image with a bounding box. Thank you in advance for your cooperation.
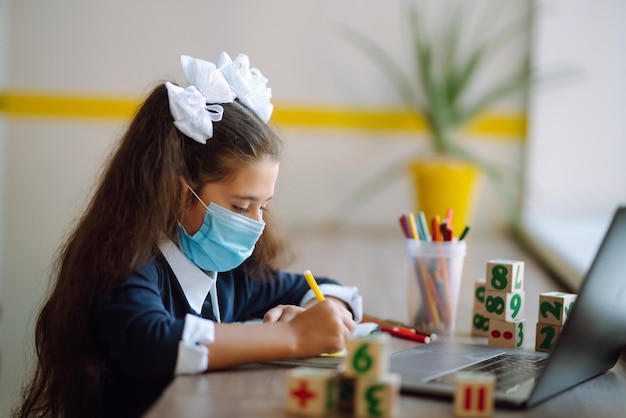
[181,160,280,235]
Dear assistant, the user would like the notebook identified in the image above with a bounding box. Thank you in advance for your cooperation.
[264,322,381,368]
[390,206,626,408]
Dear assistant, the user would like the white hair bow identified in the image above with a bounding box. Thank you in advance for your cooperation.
[165,83,225,144]
[166,52,273,144]
[217,52,273,123]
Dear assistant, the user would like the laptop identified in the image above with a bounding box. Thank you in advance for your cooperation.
[390,206,626,408]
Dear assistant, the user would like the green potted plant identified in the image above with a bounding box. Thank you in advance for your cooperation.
[334,0,534,234]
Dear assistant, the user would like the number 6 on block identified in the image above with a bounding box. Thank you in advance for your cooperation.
[343,334,390,378]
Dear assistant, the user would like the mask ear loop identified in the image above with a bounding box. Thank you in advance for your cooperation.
[177,184,210,235]
[186,184,210,211]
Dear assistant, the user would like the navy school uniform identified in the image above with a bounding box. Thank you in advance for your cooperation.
[93,243,361,417]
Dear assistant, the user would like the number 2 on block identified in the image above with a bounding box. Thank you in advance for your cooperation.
[539,326,556,350]
[540,301,562,321]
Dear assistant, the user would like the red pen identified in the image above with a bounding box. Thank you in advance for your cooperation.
[363,315,420,336]
[380,326,432,343]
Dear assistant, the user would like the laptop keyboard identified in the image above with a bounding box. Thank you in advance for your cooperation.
[428,353,547,390]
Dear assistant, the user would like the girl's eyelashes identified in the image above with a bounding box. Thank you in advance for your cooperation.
[232,205,269,213]
[231,204,269,215]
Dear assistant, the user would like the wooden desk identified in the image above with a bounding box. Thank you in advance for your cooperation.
[143,340,626,417]
[143,230,626,417]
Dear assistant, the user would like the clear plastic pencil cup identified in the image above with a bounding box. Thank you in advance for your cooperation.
[406,239,467,337]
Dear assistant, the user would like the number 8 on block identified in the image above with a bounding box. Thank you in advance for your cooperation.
[486,260,524,292]
[484,290,525,322]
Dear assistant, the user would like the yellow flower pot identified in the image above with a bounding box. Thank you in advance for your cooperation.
[408,159,479,238]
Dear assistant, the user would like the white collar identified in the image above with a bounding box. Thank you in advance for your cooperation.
[158,238,219,320]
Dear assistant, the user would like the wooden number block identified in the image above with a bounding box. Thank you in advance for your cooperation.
[337,373,357,414]
[343,333,390,378]
[454,372,496,417]
[485,260,524,292]
[285,367,337,416]
[472,278,487,314]
[470,312,490,337]
[488,319,525,349]
[535,323,563,352]
[538,292,577,325]
[484,290,525,322]
[354,373,400,417]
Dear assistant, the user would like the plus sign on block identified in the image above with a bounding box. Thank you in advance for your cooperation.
[285,367,337,416]
[454,372,496,417]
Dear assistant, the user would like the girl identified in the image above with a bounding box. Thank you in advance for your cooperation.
[15,53,362,418]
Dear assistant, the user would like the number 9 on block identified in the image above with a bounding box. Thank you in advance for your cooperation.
[484,290,525,322]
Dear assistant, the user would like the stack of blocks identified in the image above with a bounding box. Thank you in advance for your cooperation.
[470,278,489,337]
[471,260,526,349]
[535,291,577,352]
[285,333,400,417]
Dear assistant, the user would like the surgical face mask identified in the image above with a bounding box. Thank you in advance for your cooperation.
[177,188,265,272]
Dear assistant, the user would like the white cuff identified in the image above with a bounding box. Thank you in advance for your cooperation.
[300,284,363,323]
[174,314,215,375]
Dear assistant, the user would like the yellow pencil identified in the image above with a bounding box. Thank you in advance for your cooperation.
[304,270,325,301]
[304,270,347,357]
[407,212,419,240]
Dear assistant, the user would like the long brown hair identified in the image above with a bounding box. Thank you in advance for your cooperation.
[14,83,287,417]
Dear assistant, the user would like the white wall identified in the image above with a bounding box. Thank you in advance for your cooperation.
[0,0,10,412]
[518,0,626,287]
[525,0,626,219]
[0,0,530,414]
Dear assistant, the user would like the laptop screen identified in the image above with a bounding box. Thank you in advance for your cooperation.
[528,206,626,406]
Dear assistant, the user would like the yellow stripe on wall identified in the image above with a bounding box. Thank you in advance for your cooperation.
[0,91,140,119]
[0,91,526,138]
[272,105,526,137]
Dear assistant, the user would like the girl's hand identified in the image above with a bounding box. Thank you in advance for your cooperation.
[263,304,305,323]
[288,300,356,358]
